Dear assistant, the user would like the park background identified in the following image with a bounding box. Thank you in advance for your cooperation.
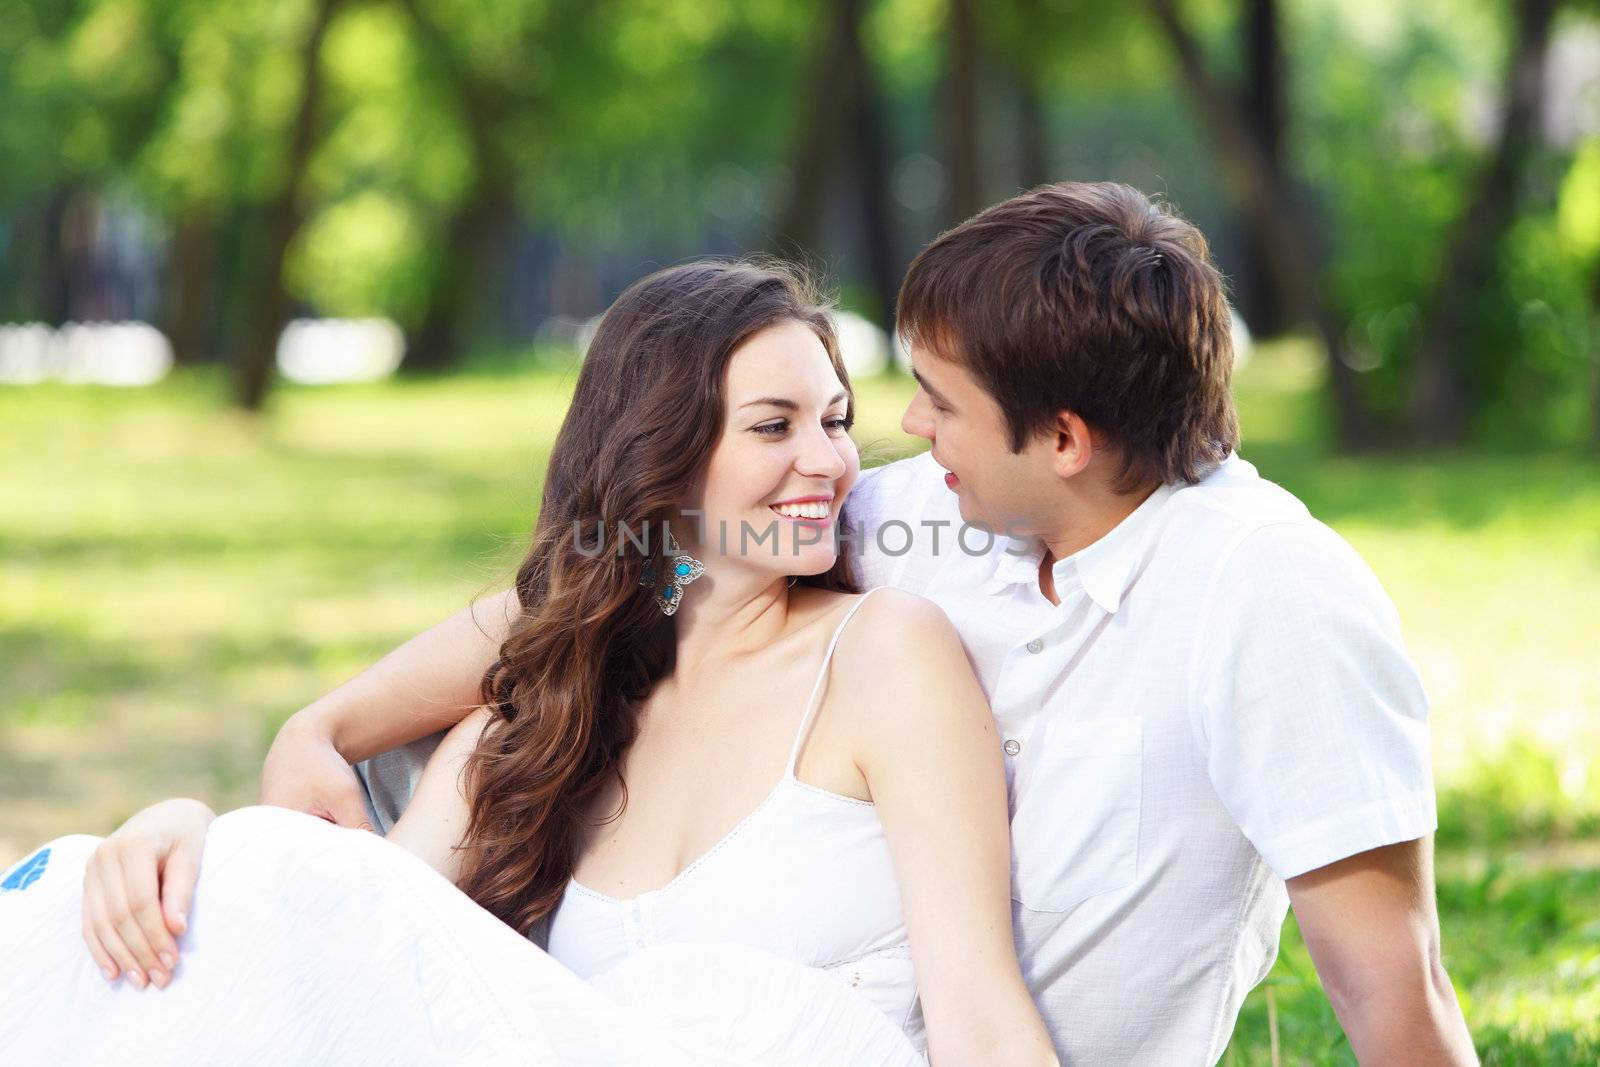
[2,0,1598,1062]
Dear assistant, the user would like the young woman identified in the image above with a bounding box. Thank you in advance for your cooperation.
[0,261,1055,1066]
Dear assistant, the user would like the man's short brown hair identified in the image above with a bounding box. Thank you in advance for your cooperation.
[897,181,1239,492]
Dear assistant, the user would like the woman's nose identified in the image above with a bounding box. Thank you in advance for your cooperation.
[795,423,847,478]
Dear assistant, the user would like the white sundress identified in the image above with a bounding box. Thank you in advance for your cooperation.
[0,589,928,1065]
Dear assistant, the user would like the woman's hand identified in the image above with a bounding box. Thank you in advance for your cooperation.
[259,713,374,829]
[82,797,215,989]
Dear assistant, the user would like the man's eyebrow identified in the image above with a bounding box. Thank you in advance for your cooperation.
[910,369,954,408]
[738,390,851,411]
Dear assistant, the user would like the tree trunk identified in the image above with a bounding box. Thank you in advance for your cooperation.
[1407,0,1558,445]
[1011,0,1050,190]
[1590,268,1600,449]
[944,0,982,224]
[394,0,528,371]
[231,0,340,411]
[770,0,899,329]
[1234,0,1289,336]
[408,178,515,371]
[7,192,70,322]
[36,188,76,324]
[1147,0,1375,449]
[163,209,218,365]
[846,3,898,329]
[1016,69,1049,190]
[773,0,862,257]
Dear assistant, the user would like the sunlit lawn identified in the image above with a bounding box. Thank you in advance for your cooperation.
[3,341,1597,1060]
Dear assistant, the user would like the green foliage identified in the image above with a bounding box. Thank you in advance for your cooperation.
[1293,2,1598,443]
[4,0,1595,436]
[1438,737,1600,848]
[1227,865,1600,1063]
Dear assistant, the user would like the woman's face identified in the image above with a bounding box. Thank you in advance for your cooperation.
[680,319,859,579]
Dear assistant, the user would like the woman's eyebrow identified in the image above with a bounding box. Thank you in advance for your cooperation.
[738,390,850,411]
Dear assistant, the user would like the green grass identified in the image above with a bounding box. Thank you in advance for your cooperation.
[2,341,1597,1059]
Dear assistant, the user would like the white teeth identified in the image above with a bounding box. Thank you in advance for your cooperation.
[771,501,830,519]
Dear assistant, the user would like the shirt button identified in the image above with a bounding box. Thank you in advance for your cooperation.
[1026,638,1044,654]
[1003,739,1021,756]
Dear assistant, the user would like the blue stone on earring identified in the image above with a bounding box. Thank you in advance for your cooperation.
[639,528,704,616]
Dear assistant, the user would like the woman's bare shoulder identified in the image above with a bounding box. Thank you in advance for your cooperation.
[832,587,968,687]
[830,588,994,787]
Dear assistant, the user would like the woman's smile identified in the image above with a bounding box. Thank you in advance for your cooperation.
[767,493,835,526]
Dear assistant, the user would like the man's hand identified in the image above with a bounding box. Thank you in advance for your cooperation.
[1287,837,1478,1065]
[259,714,373,829]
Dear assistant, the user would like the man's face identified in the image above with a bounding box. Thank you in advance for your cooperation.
[901,342,1057,537]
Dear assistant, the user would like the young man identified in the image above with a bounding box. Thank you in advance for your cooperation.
[263,183,1476,1063]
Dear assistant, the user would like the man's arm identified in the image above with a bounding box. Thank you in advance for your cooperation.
[259,589,516,824]
[1288,837,1477,1065]
[1193,520,1464,1058]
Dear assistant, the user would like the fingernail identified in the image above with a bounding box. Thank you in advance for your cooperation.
[129,970,147,989]
[159,951,176,969]
[150,969,168,988]
[102,966,117,982]
[172,913,188,934]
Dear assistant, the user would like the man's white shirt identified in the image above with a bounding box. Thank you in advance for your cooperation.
[845,450,1437,1064]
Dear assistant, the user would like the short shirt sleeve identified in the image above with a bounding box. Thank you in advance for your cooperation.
[1193,520,1438,880]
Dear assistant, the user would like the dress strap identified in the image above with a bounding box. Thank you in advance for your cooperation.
[784,587,885,777]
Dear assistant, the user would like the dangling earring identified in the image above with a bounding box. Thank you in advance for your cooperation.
[639,527,705,616]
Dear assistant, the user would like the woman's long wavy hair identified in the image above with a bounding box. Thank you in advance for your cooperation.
[456,259,861,935]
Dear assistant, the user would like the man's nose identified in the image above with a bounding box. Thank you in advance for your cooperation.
[902,392,934,441]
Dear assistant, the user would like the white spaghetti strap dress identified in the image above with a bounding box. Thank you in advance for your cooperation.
[0,588,929,1065]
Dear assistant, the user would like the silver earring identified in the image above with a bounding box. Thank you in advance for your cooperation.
[640,528,705,616]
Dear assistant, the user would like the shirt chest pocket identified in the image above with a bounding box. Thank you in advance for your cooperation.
[1009,715,1143,913]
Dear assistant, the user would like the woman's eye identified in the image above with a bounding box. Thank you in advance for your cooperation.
[753,416,854,437]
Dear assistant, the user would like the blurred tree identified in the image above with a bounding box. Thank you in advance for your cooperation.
[1010,0,1049,190]
[232,0,340,410]
[851,11,899,330]
[943,0,981,223]
[1234,0,1288,335]
[163,213,217,365]
[0,0,169,323]
[1555,136,1600,443]
[1408,0,1560,444]
[775,0,857,257]
[773,0,898,327]
[392,0,524,371]
[5,0,1592,440]
[1147,0,1377,448]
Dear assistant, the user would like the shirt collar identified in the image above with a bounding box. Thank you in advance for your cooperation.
[983,480,1179,612]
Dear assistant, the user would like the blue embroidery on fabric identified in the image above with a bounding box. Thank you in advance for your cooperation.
[1,847,50,892]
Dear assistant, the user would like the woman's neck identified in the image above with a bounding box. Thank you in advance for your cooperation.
[666,571,796,682]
